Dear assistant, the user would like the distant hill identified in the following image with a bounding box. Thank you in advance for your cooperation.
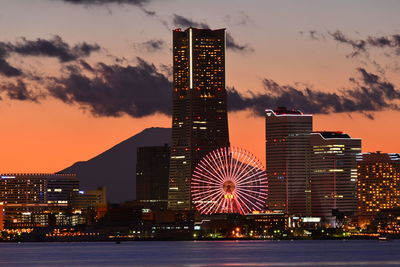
[59,127,171,203]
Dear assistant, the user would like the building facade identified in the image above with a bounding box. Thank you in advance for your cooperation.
[0,202,3,231]
[373,208,400,235]
[0,173,79,228]
[309,132,361,225]
[265,107,312,215]
[136,145,170,209]
[72,187,107,222]
[357,152,400,227]
[168,28,230,210]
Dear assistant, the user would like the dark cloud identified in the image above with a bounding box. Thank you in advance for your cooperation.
[140,7,155,16]
[61,0,163,30]
[172,14,253,53]
[299,30,325,41]
[1,33,394,120]
[48,58,171,117]
[1,80,39,101]
[56,0,158,20]
[158,64,172,79]
[226,33,253,52]
[172,14,209,29]
[306,30,400,57]
[79,59,95,72]
[46,62,400,119]
[58,0,148,5]
[0,58,22,77]
[0,36,100,77]
[0,57,174,118]
[133,39,166,52]
[9,36,100,62]
[2,54,399,120]
[228,68,400,119]
[0,43,22,77]
[329,31,367,57]
[0,43,11,58]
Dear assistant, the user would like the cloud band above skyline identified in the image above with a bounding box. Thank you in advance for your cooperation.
[2,56,399,120]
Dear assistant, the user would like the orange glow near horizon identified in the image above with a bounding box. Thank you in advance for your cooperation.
[0,99,170,173]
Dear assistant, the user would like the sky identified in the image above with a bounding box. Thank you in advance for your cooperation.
[0,0,399,172]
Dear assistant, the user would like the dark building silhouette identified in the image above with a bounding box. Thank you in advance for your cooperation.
[136,145,170,209]
[168,28,230,210]
[265,107,313,215]
[99,202,143,228]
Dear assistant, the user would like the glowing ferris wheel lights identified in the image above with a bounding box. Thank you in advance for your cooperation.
[191,147,267,215]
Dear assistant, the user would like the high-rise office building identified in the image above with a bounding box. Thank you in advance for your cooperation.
[136,145,170,209]
[265,107,312,215]
[356,152,400,227]
[309,132,361,224]
[0,173,79,228]
[168,28,230,210]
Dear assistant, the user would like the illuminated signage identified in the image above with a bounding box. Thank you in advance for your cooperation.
[303,217,321,223]
[189,28,193,89]
[1,176,15,179]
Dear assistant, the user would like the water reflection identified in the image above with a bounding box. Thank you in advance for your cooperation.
[0,240,399,267]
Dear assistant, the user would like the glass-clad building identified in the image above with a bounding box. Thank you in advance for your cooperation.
[168,28,230,210]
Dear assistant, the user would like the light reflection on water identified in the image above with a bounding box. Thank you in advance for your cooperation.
[0,240,399,266]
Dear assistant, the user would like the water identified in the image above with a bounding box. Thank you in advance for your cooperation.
[0,240,400,266]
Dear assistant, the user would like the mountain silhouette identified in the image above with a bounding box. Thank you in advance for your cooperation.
[59,127,171,203]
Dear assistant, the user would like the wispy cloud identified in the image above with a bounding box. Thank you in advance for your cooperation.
[303,30,400,58]
[171,14,254,53]
[133,39,166,52]
[56,0,149,6]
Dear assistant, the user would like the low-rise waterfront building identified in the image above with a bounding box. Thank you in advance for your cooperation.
[0,173,79,228]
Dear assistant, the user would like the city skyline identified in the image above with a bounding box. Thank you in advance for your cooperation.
[0,0,400,173]
[2,3,400,266]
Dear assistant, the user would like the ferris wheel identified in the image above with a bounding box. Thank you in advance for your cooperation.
[191,147,267,215]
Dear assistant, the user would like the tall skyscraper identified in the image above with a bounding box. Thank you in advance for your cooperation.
[356,152,400,227]
[168,28,230,210]
[265,107,313,215]
[136,145,170,209]
[309,132,361,224]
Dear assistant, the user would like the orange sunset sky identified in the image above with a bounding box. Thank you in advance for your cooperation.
[0,0,399,172]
